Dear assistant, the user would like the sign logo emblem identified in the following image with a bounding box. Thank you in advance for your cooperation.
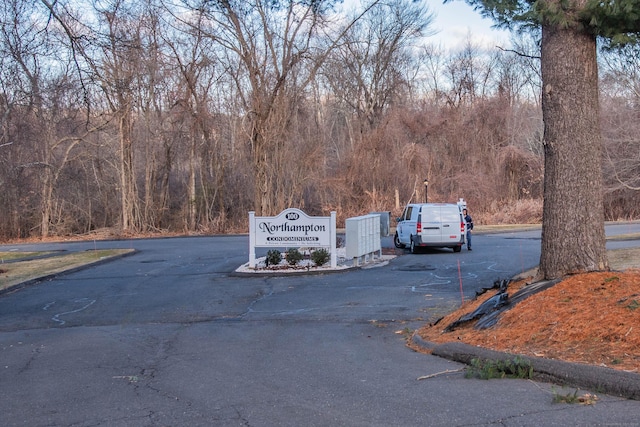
[285,212,300,220]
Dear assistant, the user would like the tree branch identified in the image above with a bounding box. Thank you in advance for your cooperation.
[497,45,541,60]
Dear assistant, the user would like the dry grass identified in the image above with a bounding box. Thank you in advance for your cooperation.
[0,251,56,261]
[0,249,134,291]
[416,266,640,373]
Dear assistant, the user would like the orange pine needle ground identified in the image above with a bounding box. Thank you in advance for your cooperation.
[416,270,640,373]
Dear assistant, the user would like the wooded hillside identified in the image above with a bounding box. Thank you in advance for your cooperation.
[0,1,637,240]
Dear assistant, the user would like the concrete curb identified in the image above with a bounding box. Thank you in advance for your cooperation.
[411,335,640,400]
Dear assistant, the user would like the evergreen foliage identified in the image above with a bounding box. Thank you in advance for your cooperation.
[285,248,304,266]
[311,248,331,266]
[456,0,640,46]
[266,250,283,266]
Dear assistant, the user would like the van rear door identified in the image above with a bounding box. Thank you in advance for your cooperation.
[440,206,463,244]
[419,205,442,244]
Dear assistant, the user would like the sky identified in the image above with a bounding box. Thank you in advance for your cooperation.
[427,0,512,50]
[342,0,513,51]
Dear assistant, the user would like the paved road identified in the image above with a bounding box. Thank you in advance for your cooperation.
[1,225,639,426]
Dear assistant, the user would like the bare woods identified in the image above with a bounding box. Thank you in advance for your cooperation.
[0,1,637,240]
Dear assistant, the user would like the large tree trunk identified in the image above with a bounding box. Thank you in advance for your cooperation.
[538,20,609,279]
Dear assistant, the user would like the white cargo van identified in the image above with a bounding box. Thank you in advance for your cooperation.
[394,203,465,253]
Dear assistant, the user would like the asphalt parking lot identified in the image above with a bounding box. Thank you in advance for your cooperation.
[1,228,640,426]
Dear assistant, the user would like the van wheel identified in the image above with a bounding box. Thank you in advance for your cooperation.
[394,232,405,249]
[410,238,419,254]
[453,245,462,253]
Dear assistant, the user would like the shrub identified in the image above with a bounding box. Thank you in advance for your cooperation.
[464,356,533,380]
[265,250,282,266]
[311,248,330,266]
[285,248,304,266]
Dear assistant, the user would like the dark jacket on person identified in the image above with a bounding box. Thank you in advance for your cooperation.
[464,214,473,230]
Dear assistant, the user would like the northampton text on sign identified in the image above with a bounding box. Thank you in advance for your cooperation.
[248,209,337,268]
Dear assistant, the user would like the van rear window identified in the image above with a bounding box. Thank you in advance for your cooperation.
[441,210,461,222]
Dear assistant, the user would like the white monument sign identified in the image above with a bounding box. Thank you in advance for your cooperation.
[249,208,337,268]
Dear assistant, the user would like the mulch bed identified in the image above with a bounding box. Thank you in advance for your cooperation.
[416,270,640,373]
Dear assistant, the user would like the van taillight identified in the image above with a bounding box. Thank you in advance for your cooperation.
[460,222,465,233]
[416,220,422,232]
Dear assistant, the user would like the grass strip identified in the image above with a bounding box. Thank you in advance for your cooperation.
[0,249,134,291]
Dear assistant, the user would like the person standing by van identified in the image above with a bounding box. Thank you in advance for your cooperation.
[463,208,473,250]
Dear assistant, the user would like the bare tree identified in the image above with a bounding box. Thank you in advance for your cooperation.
[323,0,434,129]
[319,0,434,212]
[178,0,380,216]
[0,0,102,237]
[40,0,150,232]
[0,0,636,242]
[163,7,234,231]
[441,36,499,107]
[416,43,447,106]
[600,44,640,195]
[96,1,147,231]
